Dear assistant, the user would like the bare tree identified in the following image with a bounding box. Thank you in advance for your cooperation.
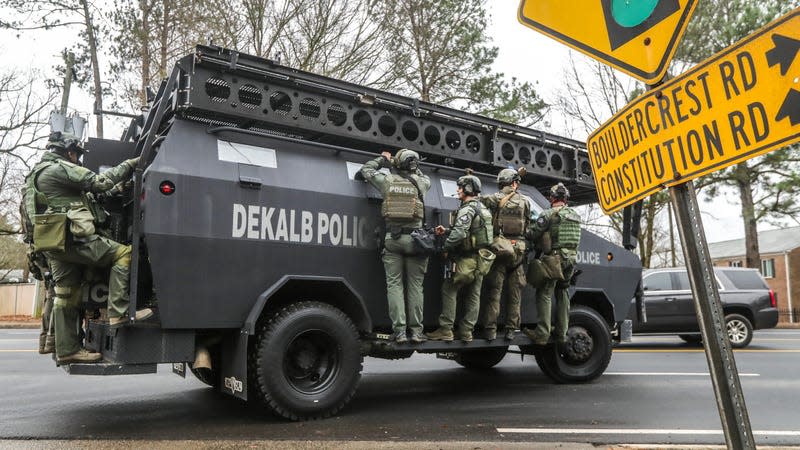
[2,0,107,137]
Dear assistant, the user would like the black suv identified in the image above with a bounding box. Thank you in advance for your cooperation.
[629,267,779,348]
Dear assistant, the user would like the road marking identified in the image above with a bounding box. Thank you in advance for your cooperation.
[605,372,759,377]
[497,428,800,436]
[615,349,800,353]
[0,350,37,353]
[0,339,39,342]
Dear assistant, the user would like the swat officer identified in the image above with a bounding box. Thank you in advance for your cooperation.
[23,135,153,364]
[427,171,494,342]
[479,168,531,340]
[358,149,431,343]
[524,183,581,346]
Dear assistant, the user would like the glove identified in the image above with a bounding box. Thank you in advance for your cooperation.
[125,156,141,169]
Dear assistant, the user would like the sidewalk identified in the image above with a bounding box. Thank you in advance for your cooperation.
[0,315,39,329]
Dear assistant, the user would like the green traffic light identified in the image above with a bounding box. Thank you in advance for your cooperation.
[611,0,660,27]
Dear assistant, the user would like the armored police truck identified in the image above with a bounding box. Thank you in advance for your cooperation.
[69,45,642,421]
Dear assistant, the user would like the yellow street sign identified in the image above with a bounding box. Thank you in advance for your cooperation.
[587,9,800,214]
[518,0,698,84]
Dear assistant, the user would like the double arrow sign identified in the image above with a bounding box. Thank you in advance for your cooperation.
[587,10,800,214]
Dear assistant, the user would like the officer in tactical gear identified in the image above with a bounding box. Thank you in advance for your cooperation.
[524,182,581,346]
[22,134,153,364]
[427,170,494,342]
[358,149,431,343]
[479,168,531,340]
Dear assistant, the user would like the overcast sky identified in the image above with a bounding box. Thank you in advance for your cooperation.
[1,2,787,244]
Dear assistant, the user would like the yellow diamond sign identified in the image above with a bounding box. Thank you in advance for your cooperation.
[518,0,698,84]
[587,9,800,214]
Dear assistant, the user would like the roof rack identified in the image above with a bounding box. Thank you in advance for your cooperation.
[145,44,598,203]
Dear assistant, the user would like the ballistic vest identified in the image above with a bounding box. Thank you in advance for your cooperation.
[496,191,527,237]
[381,174,423,223]
[465,201,493,251]
[549,206,581,250]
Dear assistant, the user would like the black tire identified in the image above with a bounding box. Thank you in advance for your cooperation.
[190,344,221,388]
[454,346,508,369]
[249,301,363,420]
[726,313,753,348]
[679,334,702,345]
[533,306,612,383]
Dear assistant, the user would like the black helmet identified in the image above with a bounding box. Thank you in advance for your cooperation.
[549,183,570,201]
[457,169,481,196]
[394,148,420,171]
[47,131,85,155]
[497,168,520,186]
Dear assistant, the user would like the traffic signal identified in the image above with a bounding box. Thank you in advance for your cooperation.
[601,0,680,50]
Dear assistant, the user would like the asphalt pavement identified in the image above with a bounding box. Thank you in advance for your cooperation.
[1,329,799,448]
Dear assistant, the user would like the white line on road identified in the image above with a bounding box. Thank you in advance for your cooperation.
[497,428,800,436]
[605,372,760,377]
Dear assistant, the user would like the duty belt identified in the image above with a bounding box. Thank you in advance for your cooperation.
[388,226,417,237]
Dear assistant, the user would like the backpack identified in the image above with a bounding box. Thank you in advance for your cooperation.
[495,191,527,236]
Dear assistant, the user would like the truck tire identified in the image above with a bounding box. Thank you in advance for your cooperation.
[454,347,508,369]
[679,334,702,345]
[249,301,363,420]
[726,313,753,348]
[533,306,612,383]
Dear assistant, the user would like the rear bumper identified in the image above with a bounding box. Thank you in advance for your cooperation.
[753,307,779,329]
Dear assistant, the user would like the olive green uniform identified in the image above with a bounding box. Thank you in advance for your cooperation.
[26,152,138,358]
[529,205,581,343]
[359,156,431,335]
[437,199,493,338]
[480,186,531,334]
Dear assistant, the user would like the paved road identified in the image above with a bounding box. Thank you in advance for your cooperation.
[1,328,799,447]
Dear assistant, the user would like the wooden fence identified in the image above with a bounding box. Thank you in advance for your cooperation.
[0,283,37,317]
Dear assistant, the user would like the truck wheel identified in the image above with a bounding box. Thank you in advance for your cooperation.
[249,301,363,420]
[679,334,702,345]
[454,347,508,369]
[533,306,612,383]
[726,314,753,348]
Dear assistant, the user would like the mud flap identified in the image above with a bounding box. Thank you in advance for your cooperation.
[219,330,248,401]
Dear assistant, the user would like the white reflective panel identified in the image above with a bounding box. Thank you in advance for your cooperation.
[217,140,277,168]
[440,179,458,198]
[346,161,389,181]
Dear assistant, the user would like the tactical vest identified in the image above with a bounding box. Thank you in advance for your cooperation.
[382,174,423,222]
[465,202,493,251]
[549,206,581,250]
[19,160,54,244]
[496,191,527,237]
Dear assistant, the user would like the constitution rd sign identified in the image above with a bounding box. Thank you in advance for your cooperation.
[587,9,800,214]
[518,0,697,83]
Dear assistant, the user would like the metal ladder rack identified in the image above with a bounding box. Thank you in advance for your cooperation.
[167,44,597,204]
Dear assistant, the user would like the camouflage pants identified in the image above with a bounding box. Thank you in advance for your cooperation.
[46,235,132,357]
[481,251,526,332]
[532,252,576,343]
[382,234,428,334]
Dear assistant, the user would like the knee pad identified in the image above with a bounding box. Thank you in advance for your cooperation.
[53,285,73,308]
[114,244,132,268]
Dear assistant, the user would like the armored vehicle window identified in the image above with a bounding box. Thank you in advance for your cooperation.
[346,161,389,181]
[218,140,277,168]
[722,270,769,290]
[440,179,458,198]
[643,272,672,291]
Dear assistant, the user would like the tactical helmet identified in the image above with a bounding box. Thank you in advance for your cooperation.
[394,148,420,171]
[549,182,570,201]
[46,132,67,150]
[457,170,482,196]
[47,131,85,154]
[497,168,521,186]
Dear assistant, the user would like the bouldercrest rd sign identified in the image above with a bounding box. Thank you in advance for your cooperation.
[587,9,800,214]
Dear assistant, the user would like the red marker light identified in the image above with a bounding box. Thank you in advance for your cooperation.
[159,181,175,195]
[769,290,777,308]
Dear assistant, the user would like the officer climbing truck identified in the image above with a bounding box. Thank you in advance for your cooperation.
[67,45,643,420]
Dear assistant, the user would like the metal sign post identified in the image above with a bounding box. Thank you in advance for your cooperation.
[670,180,755,449]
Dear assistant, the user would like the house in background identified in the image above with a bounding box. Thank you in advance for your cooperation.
[708,226,800,323]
